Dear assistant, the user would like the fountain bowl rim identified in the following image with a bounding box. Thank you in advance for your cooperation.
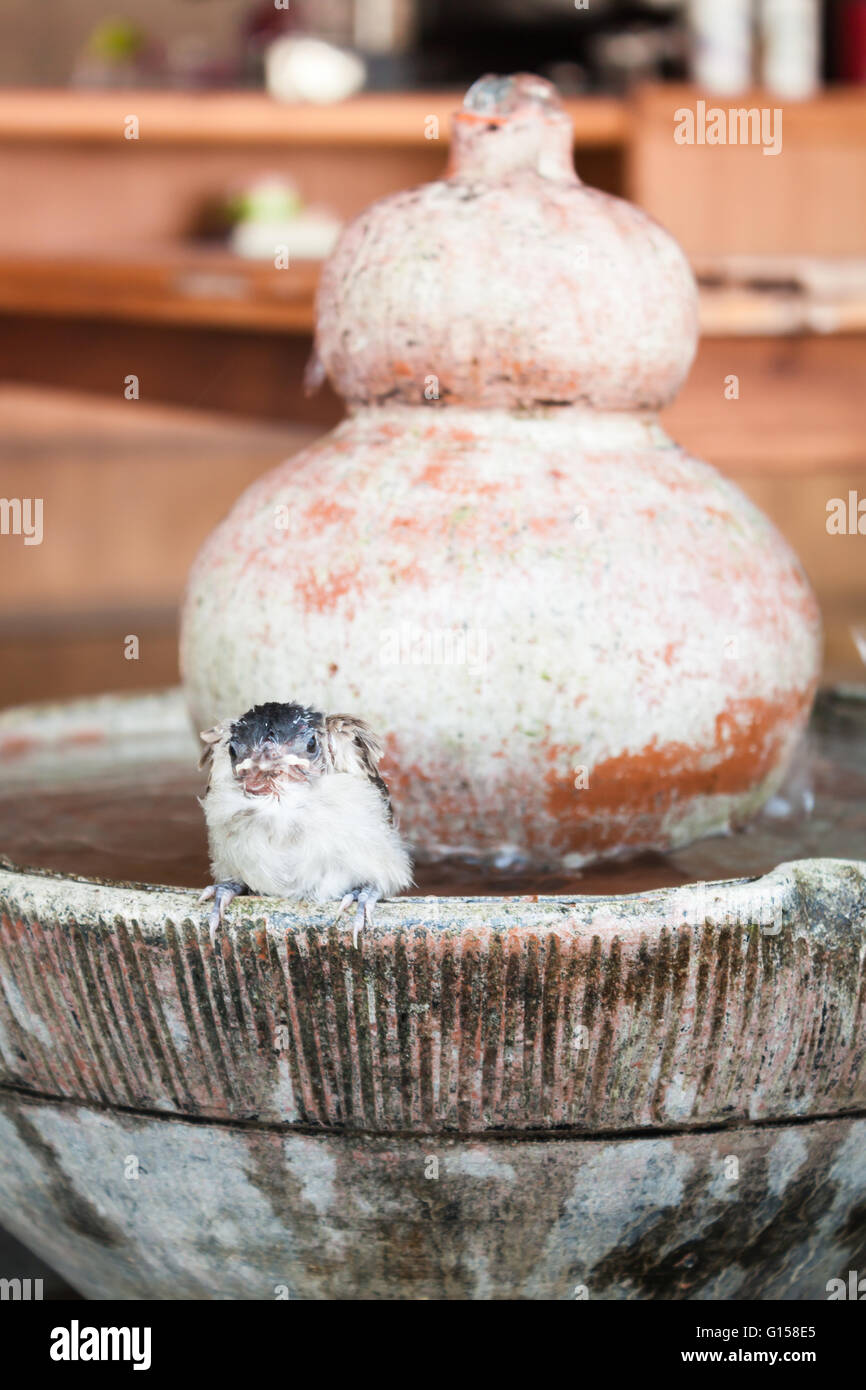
[0,685,864,940]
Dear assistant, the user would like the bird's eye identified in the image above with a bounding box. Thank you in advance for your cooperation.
[306,735,317,754]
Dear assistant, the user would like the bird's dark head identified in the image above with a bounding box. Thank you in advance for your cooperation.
[200,701,387,799]
[225,701,325,797]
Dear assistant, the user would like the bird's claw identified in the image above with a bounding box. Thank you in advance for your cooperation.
[335,885,381,948]
[199,880,248,946]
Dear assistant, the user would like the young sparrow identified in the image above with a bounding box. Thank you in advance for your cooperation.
[198,701,412,946]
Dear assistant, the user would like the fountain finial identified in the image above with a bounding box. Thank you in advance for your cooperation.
[462,72,562,117]
[449,71,577,182]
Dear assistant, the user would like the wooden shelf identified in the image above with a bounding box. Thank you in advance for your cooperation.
[0,88,628,148]
[0,249,320,333]
[2,83,858,152]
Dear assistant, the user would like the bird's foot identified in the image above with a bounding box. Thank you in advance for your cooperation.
[335,884,382,948]
[199,879,248,945]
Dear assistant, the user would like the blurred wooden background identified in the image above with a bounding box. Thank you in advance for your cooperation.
[0,84,864,706]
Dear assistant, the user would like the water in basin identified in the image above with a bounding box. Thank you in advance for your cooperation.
[0,690,863,898]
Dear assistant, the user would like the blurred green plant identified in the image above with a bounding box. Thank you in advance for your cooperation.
[85,19,149,62]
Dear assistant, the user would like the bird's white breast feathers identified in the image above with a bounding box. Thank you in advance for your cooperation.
[204,747,412,902]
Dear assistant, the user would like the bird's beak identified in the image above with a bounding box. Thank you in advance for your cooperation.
[234,745,311,795]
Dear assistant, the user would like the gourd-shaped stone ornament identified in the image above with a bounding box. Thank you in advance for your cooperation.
[181,75,821,866]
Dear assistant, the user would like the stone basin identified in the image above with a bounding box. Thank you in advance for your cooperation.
[0,688,865,1300]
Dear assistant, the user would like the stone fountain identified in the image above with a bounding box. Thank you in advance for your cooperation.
[0,77,863,1301]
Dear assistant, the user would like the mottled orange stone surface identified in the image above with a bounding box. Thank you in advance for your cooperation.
[542,689,818,856]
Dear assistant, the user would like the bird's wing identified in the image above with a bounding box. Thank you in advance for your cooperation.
[198,720,231,795]
[324,714,395,821]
